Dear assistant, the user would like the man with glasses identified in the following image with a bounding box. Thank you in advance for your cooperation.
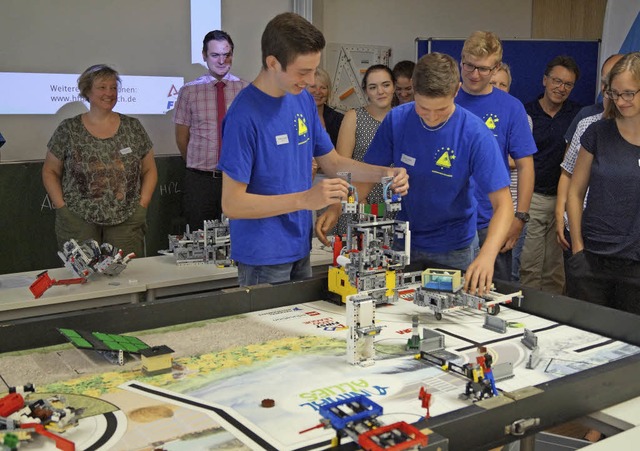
[173,30,249,230]
[520,55,581,294]
[355,52,512,296]
[456,31,536,282]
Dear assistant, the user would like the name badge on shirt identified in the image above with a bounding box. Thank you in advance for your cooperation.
[275,134,289,145]
[119,147,133,155]
[401,153,416,166]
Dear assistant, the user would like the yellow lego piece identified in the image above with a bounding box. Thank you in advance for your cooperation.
[328,266,357,303]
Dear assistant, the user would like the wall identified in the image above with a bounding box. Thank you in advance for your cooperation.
[0,156,185,274]
[0,0,290,162]
[532,0,607,39]
[0,0,535,274]
[321,0,533,66]
[0,0,290,274]
[0,0,532,163]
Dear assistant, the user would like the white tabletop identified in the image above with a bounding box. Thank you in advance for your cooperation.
[0,267,147,320]
[0,238,334,319]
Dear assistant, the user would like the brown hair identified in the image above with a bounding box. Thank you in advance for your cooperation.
[261,13,325,70]
[392,60,416,80]
[604,52,640,119]
[544,55,580,81]
[413,53,460,97]
[202,30,234,54]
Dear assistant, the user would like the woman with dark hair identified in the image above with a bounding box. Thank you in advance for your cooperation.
[334,64,395,233]
[42,64,157,257]
[338,65,395,188]
[392,60,416,105]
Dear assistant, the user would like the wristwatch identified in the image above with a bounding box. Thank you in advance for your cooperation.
[515,211,530,223]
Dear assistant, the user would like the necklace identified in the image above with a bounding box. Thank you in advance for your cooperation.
[420,114,451,132]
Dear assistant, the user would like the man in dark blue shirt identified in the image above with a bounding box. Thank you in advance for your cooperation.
[521,55,581,294]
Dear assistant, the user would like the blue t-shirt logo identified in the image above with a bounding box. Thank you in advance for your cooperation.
[433,146,456,177]
[296,113,310,145]
[483,113,500,134]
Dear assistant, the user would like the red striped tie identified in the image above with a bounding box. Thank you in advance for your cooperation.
[215,81,226,163]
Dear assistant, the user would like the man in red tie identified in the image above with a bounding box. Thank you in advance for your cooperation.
[173,30,249,230]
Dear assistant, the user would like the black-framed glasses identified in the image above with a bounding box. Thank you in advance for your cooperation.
[461,62,496,76]
[547,76,575,90]
[604,89,640,101]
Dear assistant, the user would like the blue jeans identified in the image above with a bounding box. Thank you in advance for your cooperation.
[409,233,479,271]
[237,255,312,287]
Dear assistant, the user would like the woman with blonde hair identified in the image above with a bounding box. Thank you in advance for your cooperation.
[566,52,640,314]
[42,64,157,257]
[307,67,343,146]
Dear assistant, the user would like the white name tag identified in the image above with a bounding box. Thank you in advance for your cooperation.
[119,147,132,155]
[276,134,289,145]
[401,153,416,166]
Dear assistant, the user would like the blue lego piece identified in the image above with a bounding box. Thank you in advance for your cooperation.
[318,395,383,431]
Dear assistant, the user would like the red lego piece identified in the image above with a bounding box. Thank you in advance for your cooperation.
[419,386,432,419]
[332,235,343,266]
[29,271,87,299]
[358,421,428,451]
[0,392,24,417]
[21,423,75,451]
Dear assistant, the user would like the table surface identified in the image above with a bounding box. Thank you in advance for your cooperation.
[0,239,334,316]
[1,295,638,451]
[0,266,147,311]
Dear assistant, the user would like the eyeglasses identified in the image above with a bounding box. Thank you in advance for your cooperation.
[547,76,575,90]
[604,89,640,101]
[461,62,496,76]
[209,52,232,60]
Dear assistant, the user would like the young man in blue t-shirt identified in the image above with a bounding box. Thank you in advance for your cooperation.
[316,53,512,296]
[455,31,536,282]
[217,13,408,287]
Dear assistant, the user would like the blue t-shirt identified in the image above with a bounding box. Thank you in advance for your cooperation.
[457,88,537,229]
[217,85,334,265]
[364,103,510,253]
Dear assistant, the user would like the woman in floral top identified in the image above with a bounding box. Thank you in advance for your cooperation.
[42,64,157,257]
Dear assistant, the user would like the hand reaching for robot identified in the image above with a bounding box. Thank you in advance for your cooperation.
[303,178,350,211]
[386,167,409,197]
[464,254,495,297]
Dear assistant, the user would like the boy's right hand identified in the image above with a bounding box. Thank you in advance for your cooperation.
[304,178,350,211]
[315,204,341,246]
